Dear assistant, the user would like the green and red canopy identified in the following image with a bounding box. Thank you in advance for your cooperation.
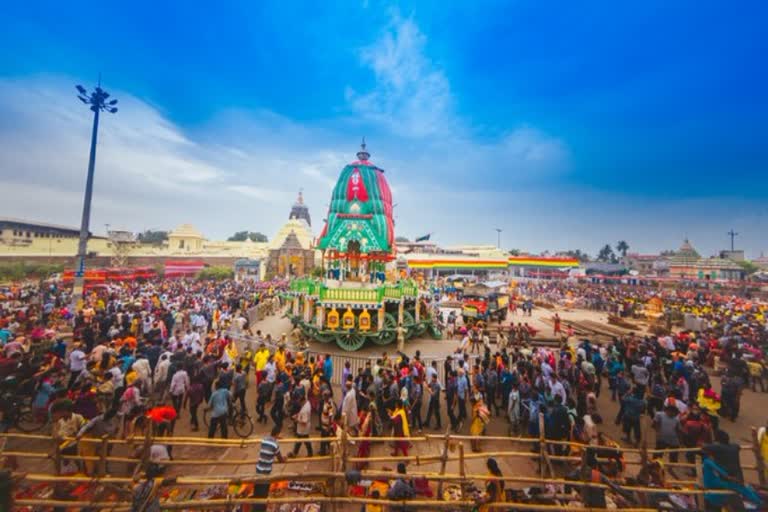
[317,148,395,259]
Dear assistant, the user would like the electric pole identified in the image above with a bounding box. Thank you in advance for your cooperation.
[72,80,118,307]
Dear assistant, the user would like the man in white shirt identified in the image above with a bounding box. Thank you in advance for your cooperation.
[341,381,359,433]
[68,343,87,388]
[264,358,277,384]
[549,376,567,405]
[154,354,171,395]
[290,397,313,457]
[457,335,469,354]
[169,368,190,413]
[425,361,438,382]
[540,359,553,379]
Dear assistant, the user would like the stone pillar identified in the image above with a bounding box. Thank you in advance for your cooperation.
[415,298,420,323]
[398,297,404,325]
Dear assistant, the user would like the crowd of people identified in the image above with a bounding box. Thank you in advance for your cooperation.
[1,276,767,510]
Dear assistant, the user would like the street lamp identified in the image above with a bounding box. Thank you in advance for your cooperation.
[495,228,502,249]
[72,80,118,305]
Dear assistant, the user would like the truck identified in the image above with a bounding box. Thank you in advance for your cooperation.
[461,282,509,324]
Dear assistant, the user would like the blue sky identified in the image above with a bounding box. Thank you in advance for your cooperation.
[1,1,766,257]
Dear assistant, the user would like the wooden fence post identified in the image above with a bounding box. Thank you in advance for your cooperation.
[333,412,349,512]
[694,456,705,511]
[135,423,153,478]
[53,441,62,476]
[538,412,549,478]
[436,428,451,498]
[98,435,109,477]
[752,427,766,488]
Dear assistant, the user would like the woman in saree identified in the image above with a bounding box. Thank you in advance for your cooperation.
[477,457,506,512]
[357,403,379,469]
[469,391,490,452]
[389,400,411,457]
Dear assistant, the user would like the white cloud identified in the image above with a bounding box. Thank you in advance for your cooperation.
[227,185,283,201]
[346,13,454,138]
[1,18,761,256]
[345,11,569,180]
[0,76,348,238]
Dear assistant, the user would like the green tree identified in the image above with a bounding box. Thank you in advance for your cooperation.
[0,262,64,282]
[738,260,759,275]
[508,249,521,256]
[616,240,629,258]
[136,230,168,244]
[395,236,410,243]
[597,244,617,263]
[228,231,249,242]
[563,249,591,262]
[228,231,268,242]
[197,266,234,280]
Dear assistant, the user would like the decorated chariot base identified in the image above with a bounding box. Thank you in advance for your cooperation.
[287,141,441,350]
[287,277,441,351]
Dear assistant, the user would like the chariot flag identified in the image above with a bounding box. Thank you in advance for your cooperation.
[415,233,431,242]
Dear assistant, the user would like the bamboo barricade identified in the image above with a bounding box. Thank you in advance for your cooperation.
[2,430,762,510]
[752,426,767,487]
[2,431,761,472]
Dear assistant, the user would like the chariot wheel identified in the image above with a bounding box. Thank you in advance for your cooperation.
[335,333,366,351]
[412,322,428,337]
[314,330,335,343]
[313,331,336,343]
[372,312,397,346]
[403,310,418,337]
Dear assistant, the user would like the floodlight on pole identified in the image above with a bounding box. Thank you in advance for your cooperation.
[71,79,118,307]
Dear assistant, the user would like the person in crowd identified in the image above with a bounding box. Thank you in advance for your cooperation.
[290,393,313,458]
[254,425,285,512]
[207,381,231,439]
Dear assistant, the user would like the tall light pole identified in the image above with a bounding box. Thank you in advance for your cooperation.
[727,229,738,252]
[495,228,502,249]
[72,80,118,306]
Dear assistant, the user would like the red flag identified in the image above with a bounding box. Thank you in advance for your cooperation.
[346,168,369,202]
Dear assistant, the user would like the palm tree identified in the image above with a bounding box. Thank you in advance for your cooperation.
[616,240,629,258]
[598,244,616,263]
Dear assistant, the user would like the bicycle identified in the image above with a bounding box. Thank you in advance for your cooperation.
[202,402,254,438]
[0,393,48,433]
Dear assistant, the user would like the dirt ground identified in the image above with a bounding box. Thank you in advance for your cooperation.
[6,304,767,507]
[182,305,768,485]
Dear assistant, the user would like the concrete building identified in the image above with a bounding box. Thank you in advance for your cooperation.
[622,253,661,275]
[0,192,317,278]
[167,224,205,252]
[0,217,108,259]
[666,239,745,281]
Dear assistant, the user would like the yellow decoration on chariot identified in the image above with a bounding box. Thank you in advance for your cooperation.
[342,307,356,330]
[359,309,371,331]
[327,308,340,330]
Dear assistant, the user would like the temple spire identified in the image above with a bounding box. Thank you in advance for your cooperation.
[356,137,370,161]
